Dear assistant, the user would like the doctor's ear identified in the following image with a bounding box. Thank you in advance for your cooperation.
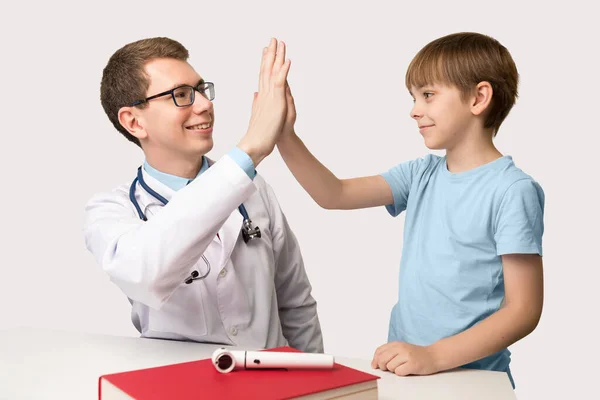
[118,106,148,140]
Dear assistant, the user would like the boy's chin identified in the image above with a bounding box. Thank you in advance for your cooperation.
[423,138,446,150]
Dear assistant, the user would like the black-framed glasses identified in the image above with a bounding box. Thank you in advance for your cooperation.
[130,81,215,107]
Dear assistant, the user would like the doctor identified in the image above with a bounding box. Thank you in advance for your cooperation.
[83,37,324,353]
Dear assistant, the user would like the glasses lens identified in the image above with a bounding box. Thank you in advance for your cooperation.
[173,86,194,106]
[199,82,215,101]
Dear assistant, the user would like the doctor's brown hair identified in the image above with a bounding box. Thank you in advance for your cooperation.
[405,32,519,136]
[100,37,189,147]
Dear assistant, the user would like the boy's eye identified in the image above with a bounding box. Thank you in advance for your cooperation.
[424,92,433,99]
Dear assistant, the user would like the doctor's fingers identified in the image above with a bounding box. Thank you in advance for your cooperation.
[259,38,278,92]
[269,41,291,92]
[252,92,259,114]
[274,40,286,72]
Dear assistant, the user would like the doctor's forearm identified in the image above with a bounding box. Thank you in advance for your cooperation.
[277,132,343,209]
[88,157,255,309]
[428,305,539,372]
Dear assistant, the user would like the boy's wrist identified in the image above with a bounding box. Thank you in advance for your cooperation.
[277,129,297,148]
[427,340,450,373]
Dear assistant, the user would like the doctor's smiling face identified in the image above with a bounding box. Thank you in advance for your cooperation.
[120,58,215,172]
[101,37,218,178]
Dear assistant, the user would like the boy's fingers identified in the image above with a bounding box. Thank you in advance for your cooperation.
[393,361,413,376]
[377,350,398,371]
[286,87,294,107]
[386,354,408,373]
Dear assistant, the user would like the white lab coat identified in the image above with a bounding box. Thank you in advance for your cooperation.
[83,155,323,353]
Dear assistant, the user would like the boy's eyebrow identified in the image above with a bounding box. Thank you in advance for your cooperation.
[409,85,435,96]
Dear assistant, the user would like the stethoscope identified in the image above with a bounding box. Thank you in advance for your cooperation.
[128,166,261,284]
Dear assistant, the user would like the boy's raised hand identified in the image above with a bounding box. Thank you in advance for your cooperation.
[282,82,297,138]
[239,38,291,167]
[371,341,441,376]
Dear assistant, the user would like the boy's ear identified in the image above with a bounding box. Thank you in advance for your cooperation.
[118,106,148,141]
[471,81,493,117]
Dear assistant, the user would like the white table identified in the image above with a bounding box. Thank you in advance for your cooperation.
[0,327,516,399]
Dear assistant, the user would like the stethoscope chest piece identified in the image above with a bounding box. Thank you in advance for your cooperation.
[242,219,261,243]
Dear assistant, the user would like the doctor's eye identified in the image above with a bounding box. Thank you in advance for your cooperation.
[174,87,192,99]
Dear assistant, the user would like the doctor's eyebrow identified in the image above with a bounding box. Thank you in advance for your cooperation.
[167,79,205,90]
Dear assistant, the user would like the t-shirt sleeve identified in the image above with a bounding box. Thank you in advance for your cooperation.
[494,179,545,256]
[381,158,423,217]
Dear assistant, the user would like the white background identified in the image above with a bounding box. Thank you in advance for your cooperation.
[1,1,598,399]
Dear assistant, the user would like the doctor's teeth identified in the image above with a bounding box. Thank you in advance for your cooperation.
[189,123,211,130]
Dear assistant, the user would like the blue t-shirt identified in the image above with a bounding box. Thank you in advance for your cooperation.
[381,154,544,388]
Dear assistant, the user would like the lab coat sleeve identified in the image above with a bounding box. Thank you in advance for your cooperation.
[83,155,256,310]
[263,182,324,353]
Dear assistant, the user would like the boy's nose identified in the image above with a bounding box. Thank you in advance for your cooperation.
[410,104,423,120]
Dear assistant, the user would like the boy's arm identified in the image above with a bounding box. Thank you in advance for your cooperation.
[275,84,393,210]
[372,254,544,375]
[428,254,544,372]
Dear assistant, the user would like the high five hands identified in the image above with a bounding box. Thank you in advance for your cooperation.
[238,38,292,167]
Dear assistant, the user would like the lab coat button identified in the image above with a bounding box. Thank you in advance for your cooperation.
[230,327,238,336]
[220,269,227,277]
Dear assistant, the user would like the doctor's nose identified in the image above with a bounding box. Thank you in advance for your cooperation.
[192,91,214,115]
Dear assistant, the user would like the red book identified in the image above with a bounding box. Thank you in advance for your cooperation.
[99,346,380,399]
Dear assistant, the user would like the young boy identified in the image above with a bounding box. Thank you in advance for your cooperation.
[276,32,544,387]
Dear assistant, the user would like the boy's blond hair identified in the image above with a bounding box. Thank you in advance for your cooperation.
[406,32,519,135]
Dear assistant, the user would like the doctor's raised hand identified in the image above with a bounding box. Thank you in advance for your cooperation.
[237,38,290,167]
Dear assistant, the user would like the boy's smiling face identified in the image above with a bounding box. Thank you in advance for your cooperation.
[409,83,475,151]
